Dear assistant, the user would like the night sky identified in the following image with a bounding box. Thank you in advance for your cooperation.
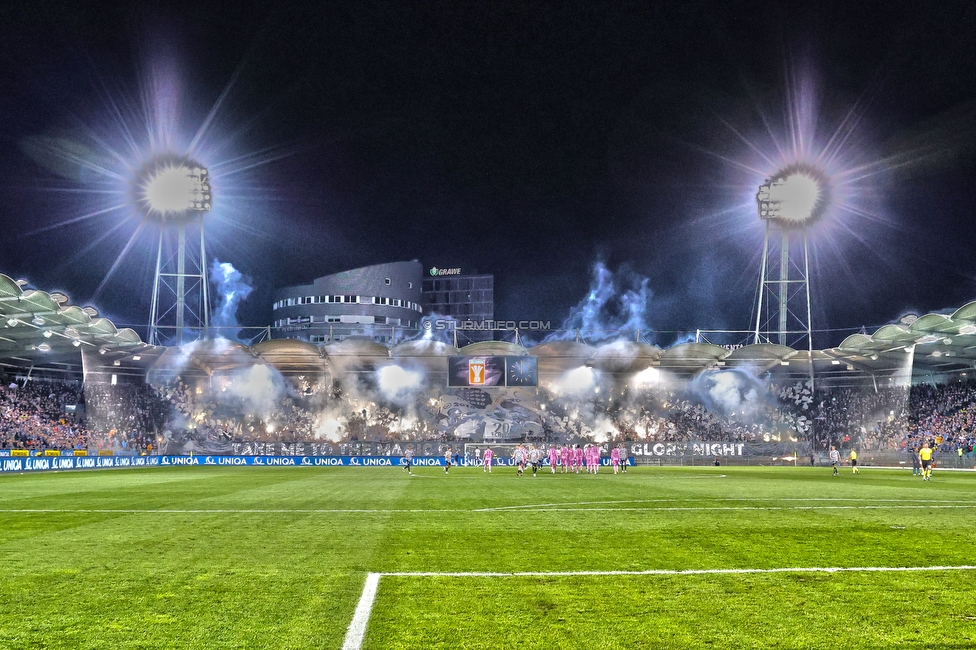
[0,2,974,348]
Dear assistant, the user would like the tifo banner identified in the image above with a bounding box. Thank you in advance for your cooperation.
[0,455,637,473]
[161,439,809,458]
[630,441,811,458]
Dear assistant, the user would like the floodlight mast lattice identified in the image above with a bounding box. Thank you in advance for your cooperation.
[140,160,212,346]
[752,166,828,355]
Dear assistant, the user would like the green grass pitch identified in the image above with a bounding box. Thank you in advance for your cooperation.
[1,464,975,649]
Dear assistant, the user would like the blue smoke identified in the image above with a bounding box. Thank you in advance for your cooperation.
[546,262,654,343]
[400,313,457,344]
[210,259,253,335]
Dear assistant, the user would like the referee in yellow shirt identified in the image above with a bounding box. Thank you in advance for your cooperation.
[849,449,859,474]
[919,442,934,481]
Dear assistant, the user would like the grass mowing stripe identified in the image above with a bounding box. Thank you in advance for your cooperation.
[1,503,974,513]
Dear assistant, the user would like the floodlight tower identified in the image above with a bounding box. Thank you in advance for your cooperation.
[137,157,213,346]
[752,164,829,351]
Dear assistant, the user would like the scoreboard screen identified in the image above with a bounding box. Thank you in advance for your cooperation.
[448,356,537,387]
[504,356,538,386]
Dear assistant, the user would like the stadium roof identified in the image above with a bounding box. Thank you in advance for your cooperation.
[828,303,976,383]
[0,273,161,378]
[2,272,973,387]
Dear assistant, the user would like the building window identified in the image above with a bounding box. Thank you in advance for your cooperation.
[385,278,391,285]
[408,282,413,289]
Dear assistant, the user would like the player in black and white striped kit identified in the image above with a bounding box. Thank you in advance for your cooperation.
[829,446,840,476]
[513,445,525,477]
[528,445,541,477]
[403,446,414,475]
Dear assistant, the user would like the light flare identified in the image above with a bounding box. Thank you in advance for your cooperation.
[19,45,296,304]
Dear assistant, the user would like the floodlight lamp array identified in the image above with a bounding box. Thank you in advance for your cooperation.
[757,163,830,227]
[136,157,212,220]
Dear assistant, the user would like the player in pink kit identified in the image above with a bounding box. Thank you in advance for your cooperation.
[548,445,559,474]
[559,444,570,473]
[591,445,601,474]
[572,445,584,474]
[482,447,493,473]
[610,445,621,474]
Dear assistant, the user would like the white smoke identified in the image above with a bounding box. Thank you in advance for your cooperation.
[314,412,346,442]
[591,414,619,443]
[631,367,661,388]
[552,366,599,395]
[220,364,287,420]
[692,368,767,418]
[376,365,425,404]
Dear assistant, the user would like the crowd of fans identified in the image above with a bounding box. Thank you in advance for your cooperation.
[541,380,815,445]
[1,371,974,455]
[0,378,161,453]
[0,380,91,451]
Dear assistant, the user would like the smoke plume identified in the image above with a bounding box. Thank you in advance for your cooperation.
[210,259,253,336]
[547,261,654,342]
[690,368,768,418]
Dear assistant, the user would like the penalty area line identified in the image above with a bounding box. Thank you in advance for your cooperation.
[342,565,976,648]
[342,572,381,650]
[381,565,976,578]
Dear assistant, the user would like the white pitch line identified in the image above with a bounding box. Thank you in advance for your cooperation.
[342,572,381,650]
[342,564,976,646]
[499,505,976,512]
[471,503,976,513]
[381,565,976,578]
[474,499,662,511]
[472,497,968,512]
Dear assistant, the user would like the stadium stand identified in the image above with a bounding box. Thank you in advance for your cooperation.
[2,371,973,457]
